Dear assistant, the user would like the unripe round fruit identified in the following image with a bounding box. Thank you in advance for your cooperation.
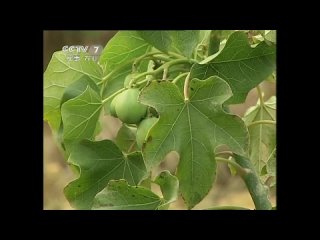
[110,96,118,117]
[115,88,147,124]
[136,117,158,148]
[124,73,139,88]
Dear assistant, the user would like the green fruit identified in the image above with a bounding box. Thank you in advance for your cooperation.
[124,73,139,88]
[115,88,147,124]
[110,96,118,117]
[136,117,158,148]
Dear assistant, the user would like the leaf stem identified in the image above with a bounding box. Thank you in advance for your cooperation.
[204,206,251,210]
[99,51,172,85]
[256,85,265,106]
[102,87,126,104]
[215,151,233,157]
[172,72,189,84]
[168,51,186,59]
[183,73,191,101]
[133,52,172,71]
[233,154,272,210]
[169,67,190,74]
[248,120,276,128]
[168,51,198,63]
[162,67,168,80]
[216,157,250,176]
[129,59,194,87]
[135,78,150,86]
[127,141,136,153]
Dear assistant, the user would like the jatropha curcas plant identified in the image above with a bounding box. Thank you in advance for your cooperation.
[44,30,276,210]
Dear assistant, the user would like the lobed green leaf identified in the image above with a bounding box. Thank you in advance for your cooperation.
[190,31,276,104]
[139,76,249,208]
[64,140,147,209]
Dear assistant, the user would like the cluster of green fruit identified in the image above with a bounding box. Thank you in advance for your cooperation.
[110,73,158,148]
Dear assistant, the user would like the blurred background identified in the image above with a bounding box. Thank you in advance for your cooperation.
[43,31,276,210]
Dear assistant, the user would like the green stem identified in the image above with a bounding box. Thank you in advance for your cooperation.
[233,154,272,210]
[168,51,198,63]
[168,51,185,59]
[99,52,172,85]
[102,87,126,104]
[162,67,168,80]
[129,59,194,87]
[168,67,190,74]
[248,120,276,128]
[149,56,172,63]
[172,72,189,84]
[216,157,250,177]
[99,52,196,87]
[127,141,136,153]
[215,151,233,157]
[133,52,172,71]
[256,85,265,106]
[183,72,191,101]
[205,206,251,210]
[135,51,167,60]
[135,78,151,86]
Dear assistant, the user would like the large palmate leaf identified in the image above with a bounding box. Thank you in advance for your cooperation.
[44,51,102,131]
[190,31,276,104]
[138,31,172,53]
[138,31,200,58]
[244,96,276,186]
[170,31,199,58]
[92,180,162,210]
[61,86,102,148]
[60,75,100,107]
[64,140,147,209]
[92,171,178,210]
[139,76,249,208]
[58,77,101,153]
[99,31,150,72]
